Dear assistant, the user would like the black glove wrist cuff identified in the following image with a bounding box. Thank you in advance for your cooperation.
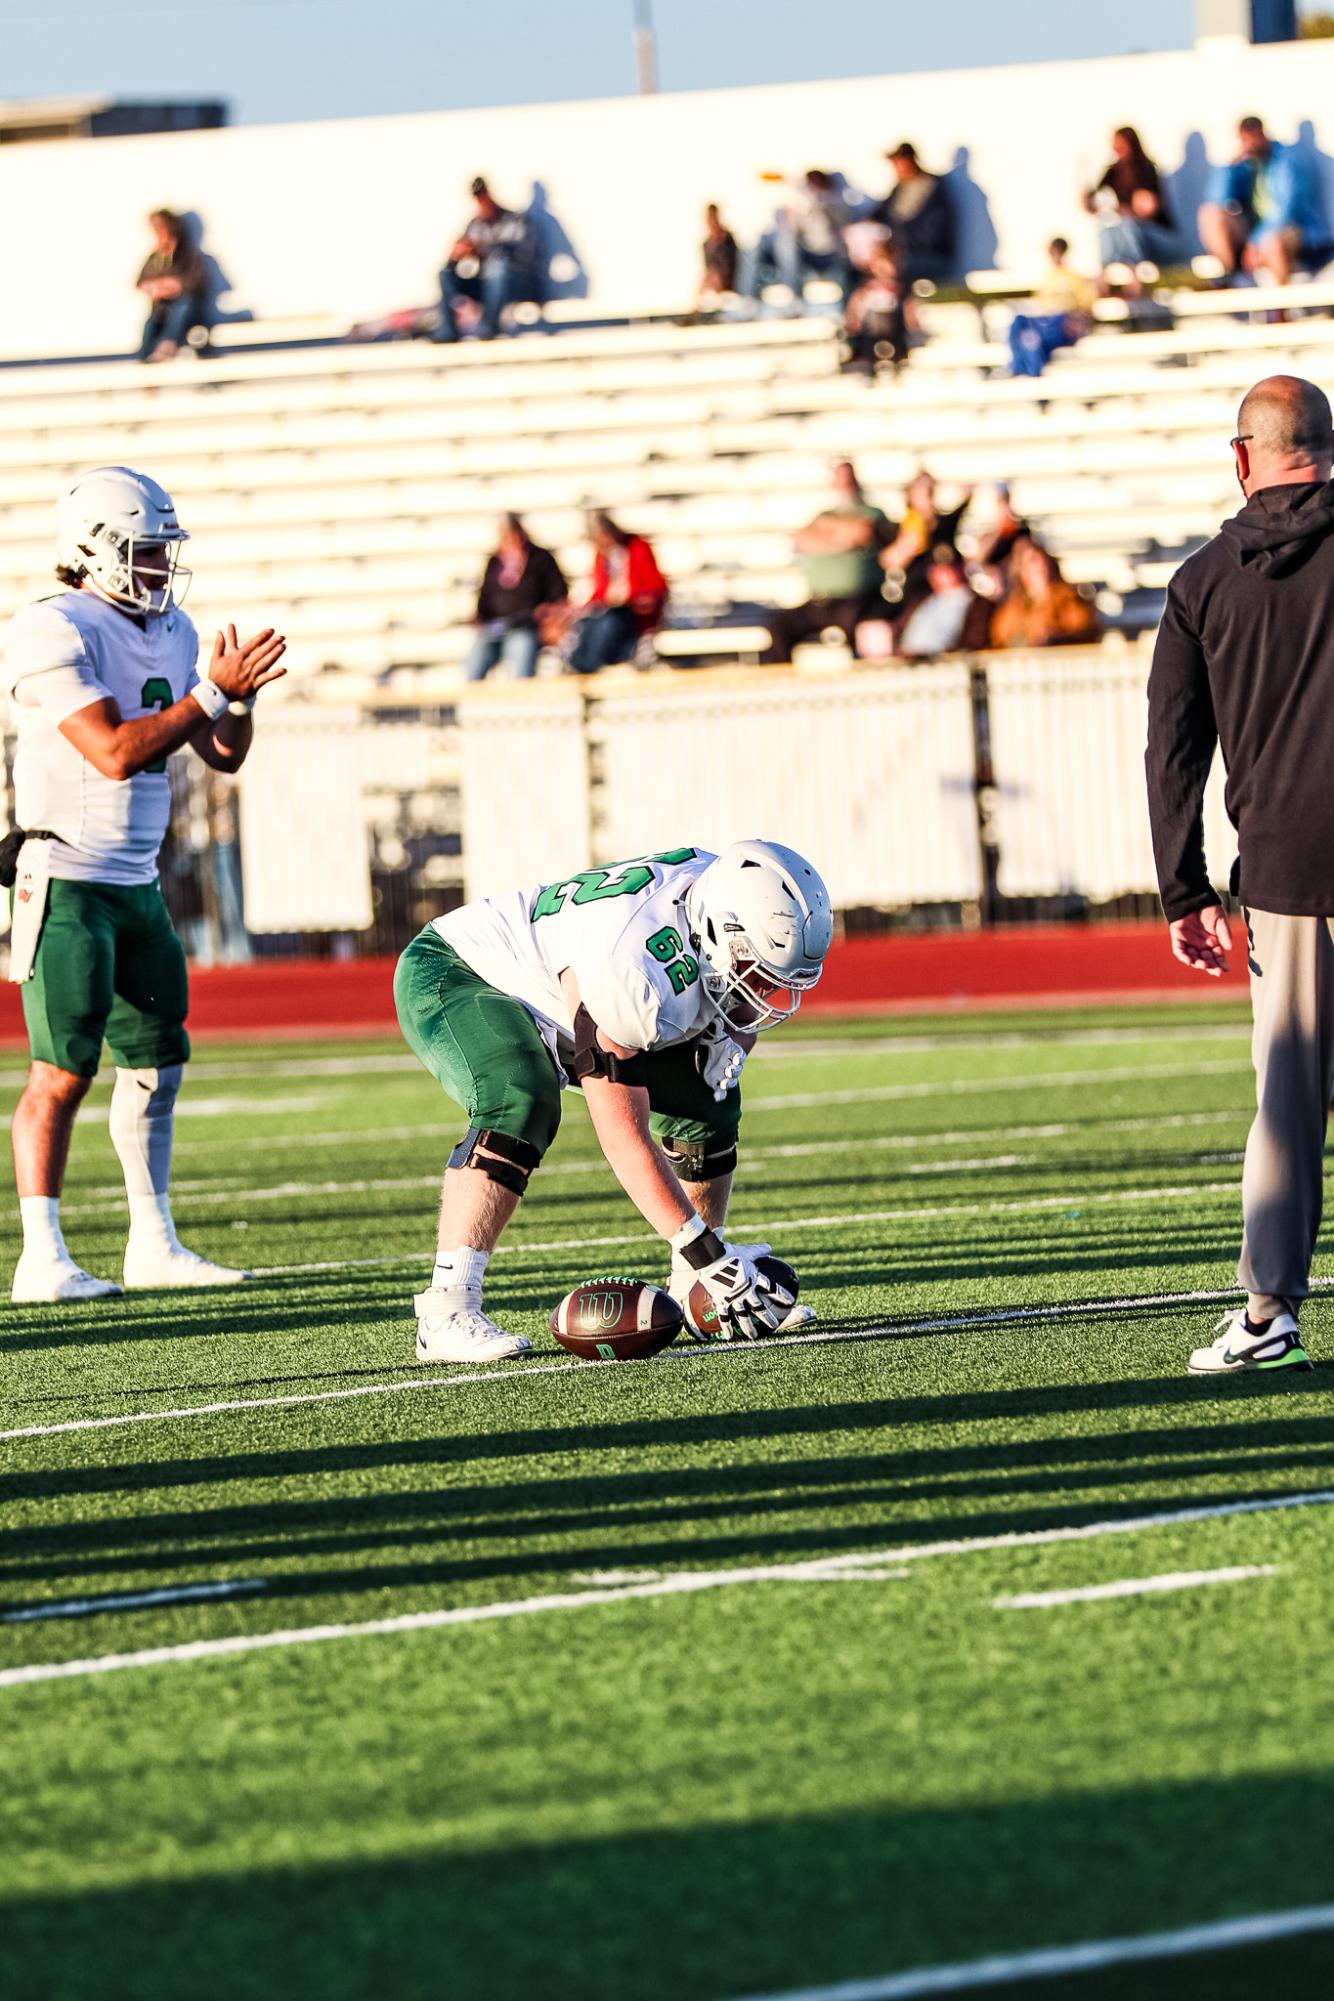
[680,1227,726,1272]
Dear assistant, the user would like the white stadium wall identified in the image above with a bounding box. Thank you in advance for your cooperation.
[8,37,1334,355]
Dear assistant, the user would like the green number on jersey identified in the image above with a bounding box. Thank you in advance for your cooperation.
[664,953,699,996]
[647,924,698,995]
[532,847,697,922]
[139,677,174,774]
[647,926,683,962]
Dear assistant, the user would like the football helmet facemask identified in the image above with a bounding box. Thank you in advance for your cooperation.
[55,465,191,618]
[685,839,834,1033]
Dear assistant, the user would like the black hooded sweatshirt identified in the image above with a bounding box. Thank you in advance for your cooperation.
[1147,481,1334,920]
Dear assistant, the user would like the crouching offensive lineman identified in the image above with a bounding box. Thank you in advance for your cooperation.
[2,465,286,1302]
[395,839,834,1362]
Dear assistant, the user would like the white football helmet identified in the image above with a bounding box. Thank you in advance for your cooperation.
[55,465,190,617]
[685,840,834,1032]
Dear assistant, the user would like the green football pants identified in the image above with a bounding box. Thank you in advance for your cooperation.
[393,924,740,1158]
[21,876,190,1080]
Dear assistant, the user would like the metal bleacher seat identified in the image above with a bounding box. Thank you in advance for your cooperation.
[2,301,1334,692]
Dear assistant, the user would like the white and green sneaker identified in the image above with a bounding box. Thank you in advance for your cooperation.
[413,1289,532,1365]
[1188,1309,1312,1375]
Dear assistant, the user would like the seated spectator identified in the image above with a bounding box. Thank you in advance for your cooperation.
[1199,117,1326,288]
[893,549,994,659]
[746,170,855,308]
[972,484,1030,573]
[990,542,1099,649]
[1084,127,1178,293]
[874,142,956,286]
[697,203,739,306]
[762,460,891,663]
[842,245,908,375]
[1007,239,1096,378]
[567,512,669,675]
[434,178,540,344]
[464,514,568,682]
[136,209,206,363]
[880,472,970,603]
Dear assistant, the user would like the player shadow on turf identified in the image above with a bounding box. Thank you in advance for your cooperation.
[5,1407,1329,1602]
[3,1770,1333,1998]
[0,1293,399,1354]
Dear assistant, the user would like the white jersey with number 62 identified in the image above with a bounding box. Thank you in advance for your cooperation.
[434,846,717,1053]
[1,588,200,885]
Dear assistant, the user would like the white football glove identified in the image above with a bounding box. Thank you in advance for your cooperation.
[689,1237,793,1342]
[695,1022,748,1103]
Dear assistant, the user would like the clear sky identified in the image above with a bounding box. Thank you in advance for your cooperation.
[0,0,1206,127]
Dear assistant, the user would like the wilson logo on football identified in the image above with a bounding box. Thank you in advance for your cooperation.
[578,1292,624,1327]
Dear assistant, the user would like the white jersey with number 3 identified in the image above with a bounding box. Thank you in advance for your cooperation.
[434,846,716,1053]
[1,588,200,885]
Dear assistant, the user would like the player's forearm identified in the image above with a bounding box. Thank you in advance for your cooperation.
[582,1078,694,1238]
[85,700,216,780]
[193,706,254,772]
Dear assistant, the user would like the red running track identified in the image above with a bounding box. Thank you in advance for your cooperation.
[0,923,1247,1047]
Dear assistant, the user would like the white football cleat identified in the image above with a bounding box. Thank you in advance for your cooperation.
[1188,1309,1312,1375]
[414,1289,533,1364]
[11,1254,122,1304]
[122,1243,251,1289]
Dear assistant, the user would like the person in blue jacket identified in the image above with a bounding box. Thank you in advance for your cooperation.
[1198,117,1328,288]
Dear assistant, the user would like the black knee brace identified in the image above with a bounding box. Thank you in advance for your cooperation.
[447,1126,542,1197]
[661,1135,738,1182]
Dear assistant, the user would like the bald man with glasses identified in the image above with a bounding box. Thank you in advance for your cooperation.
[1147,373,1334,1375]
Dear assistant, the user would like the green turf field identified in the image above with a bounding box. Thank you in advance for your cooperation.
[2,1000,1333,2001]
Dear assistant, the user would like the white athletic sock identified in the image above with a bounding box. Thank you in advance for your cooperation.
[126,1191,182,1256]
[110,1065,181,1198]
[431,1247,490,1299]
[112,1066,186,1255]
[19,1195,70,1265]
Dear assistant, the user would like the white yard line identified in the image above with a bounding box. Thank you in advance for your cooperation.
[0,1095,329,1133]
[4,1173,1244,1300]
[746,1059,1243,1112]
[993,1565,1277,1610]
[793,1492,1334,1572]
[0,1059,1246,1128]
[167,1105,1250,1161]
[726,1902,1334,2001]
[749,1025,1249,1058]
[0,1023,1231,1094]
[1,1578,268,1624]
[6,1266,1314,1447]
[1,1494,1326,1691]
[0,1559,911,1689]
[249,1176,1239,1274]
[49,1106,1261,1210]
[53,1152,1041,1216]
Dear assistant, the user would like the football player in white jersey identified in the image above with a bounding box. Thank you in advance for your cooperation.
[1,465,286,1302]
[394,839,834,1362]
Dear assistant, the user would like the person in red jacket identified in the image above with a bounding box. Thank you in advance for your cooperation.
[568,511,669,673]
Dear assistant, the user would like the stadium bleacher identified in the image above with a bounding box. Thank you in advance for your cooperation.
[4,283,1334,698]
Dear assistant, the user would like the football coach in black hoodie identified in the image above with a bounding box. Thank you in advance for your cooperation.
[1147,373,1334,1377]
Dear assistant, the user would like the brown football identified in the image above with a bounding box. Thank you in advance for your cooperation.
[550,1276,684,1361]
[685,1255,799,1340]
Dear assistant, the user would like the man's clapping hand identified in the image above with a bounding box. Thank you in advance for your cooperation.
[208,624,288,701]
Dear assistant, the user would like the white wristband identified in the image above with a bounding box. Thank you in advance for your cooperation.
[227,696,257,716]
[669,1213,707,1253]
[190,679,229,721]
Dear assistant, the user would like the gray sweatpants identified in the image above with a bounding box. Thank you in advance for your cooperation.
[1238,907,1334,1320]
